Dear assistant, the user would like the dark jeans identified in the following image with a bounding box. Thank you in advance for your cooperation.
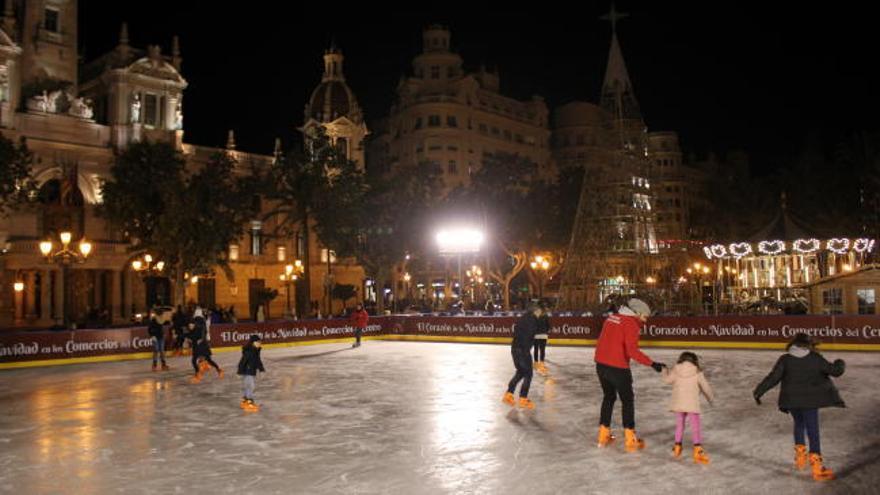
[355,327,363,345]
[597,363,635,429]
[791,408,821,454]
[152,337,166,364]
[533,339,547,362]
[192,355,221,373]
[507,347,533,397]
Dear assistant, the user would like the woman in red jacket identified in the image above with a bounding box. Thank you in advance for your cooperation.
[594,298,665,452]
[350,304,369,348]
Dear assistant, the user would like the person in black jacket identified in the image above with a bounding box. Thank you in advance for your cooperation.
[753,333,845,481]
[189,309,223,383]
[502,304,544,409]
[237,335,265,412]
[147,312,169,372]
[533,306,550,375]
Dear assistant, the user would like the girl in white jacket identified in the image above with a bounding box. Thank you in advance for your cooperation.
[662,351,714,464]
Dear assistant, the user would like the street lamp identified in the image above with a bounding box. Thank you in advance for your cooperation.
[436,227,484,304]
[280,260,304,318]
[530,255,552,299]
[39,231,92,328]
[131,253,165,276]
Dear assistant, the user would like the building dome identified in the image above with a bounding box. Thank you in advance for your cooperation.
[308,80,360,123]
[553,101,606,129]
[304,47,362,124]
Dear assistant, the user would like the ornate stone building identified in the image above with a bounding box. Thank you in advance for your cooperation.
[369,25,553,192]
[0,1,365,328]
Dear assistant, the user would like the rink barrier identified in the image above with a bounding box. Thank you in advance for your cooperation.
[2,314,880,368]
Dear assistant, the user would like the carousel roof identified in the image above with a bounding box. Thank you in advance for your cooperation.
[746,203,825,241]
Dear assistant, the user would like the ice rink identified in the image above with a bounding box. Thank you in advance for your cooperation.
[0,340,877,494]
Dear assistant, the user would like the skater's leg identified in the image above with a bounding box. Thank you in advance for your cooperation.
[152,338,160,366]
[508,348,525,393]
[690,413,702,445]
[157,337,166,365]
[533,342,539,362]
[242,375,255,400]
[597,365,618,427]
[803,409,820,454]
[205,357,221,371]
[674,412,686,444]
[191,354,199,373]
[616,369,636,429]
[791,409,806,446]
[518,354,533,397]
[537,340,546,362]
[357,328,362,345]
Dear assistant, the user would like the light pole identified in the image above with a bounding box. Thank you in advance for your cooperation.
[436,227,484,308]
[403,272,412,307]
[131,253,166,307]
[280,260,304,318]
[39,231,92,329]
[530,255,551,300]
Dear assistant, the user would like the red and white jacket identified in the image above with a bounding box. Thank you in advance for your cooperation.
[594,307,654,369]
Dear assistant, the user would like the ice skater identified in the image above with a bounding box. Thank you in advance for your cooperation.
[533,305,550,376]
[661,351,714,464]
[237,334,265,412]
[753,333,845,481]
[594,298,665,451]
[147,311,169,372]
[189,308,223,383]
[502,303,543,410]
[350,303,368,348]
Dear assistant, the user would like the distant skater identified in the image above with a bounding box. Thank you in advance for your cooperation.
[237,335,265,412]
[350,304,369,348]
[502,304,544,410]
[533,306,550,375]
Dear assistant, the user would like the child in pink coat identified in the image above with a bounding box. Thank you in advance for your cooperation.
[662,351,715,464]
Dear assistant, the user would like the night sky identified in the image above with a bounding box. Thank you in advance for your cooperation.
[79,2,879,174]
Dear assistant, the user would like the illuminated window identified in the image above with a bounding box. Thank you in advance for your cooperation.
[822,288,843,314]
[277,246,286,262]
[858,289,876,314]
[250,221,262,256]
[229,244,240,261]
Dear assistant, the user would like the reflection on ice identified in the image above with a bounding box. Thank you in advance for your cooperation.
[0,342,877,494]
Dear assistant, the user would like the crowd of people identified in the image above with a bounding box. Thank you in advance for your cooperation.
[140,296,846,483]
[502,297,846,482]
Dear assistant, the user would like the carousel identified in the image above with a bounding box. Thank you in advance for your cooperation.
[700,199,875,312]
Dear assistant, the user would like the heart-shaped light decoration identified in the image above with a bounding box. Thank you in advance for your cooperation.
[728,242,753,258]
[710,244,728,258]
[827,238,850,255]
[853,238,872,253]
[793,238,820,254]
[758,240,785,255]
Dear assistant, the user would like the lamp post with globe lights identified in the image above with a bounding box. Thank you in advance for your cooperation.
[279,260,304,318]
[39,231,92,329]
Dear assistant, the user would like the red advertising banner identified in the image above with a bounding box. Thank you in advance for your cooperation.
[1,315,879,367]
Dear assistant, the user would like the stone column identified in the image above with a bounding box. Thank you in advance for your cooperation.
[53,268,64,321]
[110,269,122,323]
[24,271,37,319]
[40,269,52,321]
[122,270,133,320]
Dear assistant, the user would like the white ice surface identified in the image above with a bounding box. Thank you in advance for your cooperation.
[0,341,877,494]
